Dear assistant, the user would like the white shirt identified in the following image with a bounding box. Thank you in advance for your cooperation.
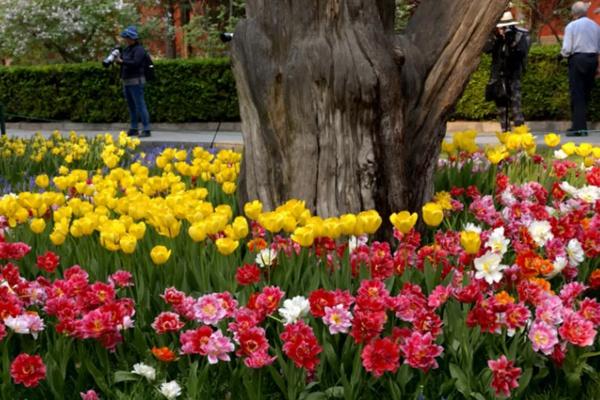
[561,17,600,57]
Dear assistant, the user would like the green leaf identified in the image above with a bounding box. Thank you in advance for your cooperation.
[470,393,487,400]
[113,371,139,383]
[301,393,327,400]
[449,363,471,396]
[515,367,533,397]
[324,386,344,398]
[581,351,600,359]
[267,365,287,396]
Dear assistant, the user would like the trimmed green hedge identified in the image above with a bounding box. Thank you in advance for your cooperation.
[0,46,597,122]
[0,58,239,123]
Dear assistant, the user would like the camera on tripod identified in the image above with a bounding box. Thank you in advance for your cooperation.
[102,48,121,67]
[220,33,234,43]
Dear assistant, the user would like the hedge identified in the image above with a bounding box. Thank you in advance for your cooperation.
[0,58,239,123]
[0,45,598,123]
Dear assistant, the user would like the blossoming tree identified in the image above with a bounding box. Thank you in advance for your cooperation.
[0,0,137,63]
[231,0,509,219]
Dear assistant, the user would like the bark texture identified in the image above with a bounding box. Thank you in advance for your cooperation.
[232,0,509,218]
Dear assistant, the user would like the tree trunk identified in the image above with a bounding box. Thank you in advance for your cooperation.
[232,0,508,220]
[165,0,177,58]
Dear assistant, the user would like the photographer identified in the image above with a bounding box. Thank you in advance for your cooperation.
[116,26,151,137]
[485,11,530,132]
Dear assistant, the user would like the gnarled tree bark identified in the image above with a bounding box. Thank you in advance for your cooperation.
[232,0,508,219]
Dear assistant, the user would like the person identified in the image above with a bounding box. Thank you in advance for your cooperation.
[116,26,151,137]
[561,2,600,136]
[485,11,531,133]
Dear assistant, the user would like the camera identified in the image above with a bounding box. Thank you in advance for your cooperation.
[220,33,234,43]
[102,48,121,67]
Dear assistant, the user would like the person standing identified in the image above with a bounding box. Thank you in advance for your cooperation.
[116,26,151,137]
[561,2,600,137]
[485,11,531,133]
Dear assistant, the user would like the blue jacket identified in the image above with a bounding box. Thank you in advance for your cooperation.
[120,43,146,80]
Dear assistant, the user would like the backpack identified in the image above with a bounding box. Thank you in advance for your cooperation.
[143,51,156,82]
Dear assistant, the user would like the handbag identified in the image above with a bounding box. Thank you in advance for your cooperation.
[485,78,509,105]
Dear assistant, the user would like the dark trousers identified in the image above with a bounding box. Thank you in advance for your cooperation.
[568,53,597,132]
[123,84,150,131]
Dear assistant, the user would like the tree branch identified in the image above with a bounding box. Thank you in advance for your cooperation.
[401,0,508,147]
[405,0,508,74]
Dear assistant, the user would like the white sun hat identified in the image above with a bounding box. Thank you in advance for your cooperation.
[496,11,519,28]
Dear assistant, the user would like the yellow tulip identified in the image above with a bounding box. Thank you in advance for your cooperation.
[188,223,207,242]
[513,125,529,135]
[422,202,444,227]
[150,245,171,265]
[505,134,523,151]
[281,214,297,233]
[357,210,382,235]
[339,214,357,236]
[291,226,315,247]
[544,133,560,147]
[304,216,323,238]
[30,218,46,234]
[129,222,146,240]
[433,191,453,211]
[322,218,342,239]
[389,211,418,234]
[244,200,263,220]
[215,204,233,221]
[79,217,96,235]
[232,216,249,239]
[584,156,595,167]
[259,212,284,233]
[561,142,576,156]
[156,155,168,169]
[575,143,593,158]
[175,149,187,161]
[521,134,536,153]
[53,176,70,191]
[495,131,510,144]
[222,182,236,194]
[215,237,239,255]
[441,140,456,155]
[486,145,509,165]
[460,231,481,255]
[119,235,137,254]
[35,174,50,188]
[70,221,84,238]
[49,231,66,246]
[298,209,312,225]
[205,214,227,235]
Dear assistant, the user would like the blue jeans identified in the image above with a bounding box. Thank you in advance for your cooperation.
[123,84,150,131]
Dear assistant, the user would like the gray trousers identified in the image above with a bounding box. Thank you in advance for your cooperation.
[496,79,524,132]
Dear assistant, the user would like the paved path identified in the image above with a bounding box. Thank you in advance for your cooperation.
[4,124,600,148]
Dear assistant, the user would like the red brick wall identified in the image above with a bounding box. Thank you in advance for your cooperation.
[139,1,218,58]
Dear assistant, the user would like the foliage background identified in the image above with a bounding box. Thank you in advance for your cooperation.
[0,0,139,64]
[0,58,238,123]
[0,46,594,123]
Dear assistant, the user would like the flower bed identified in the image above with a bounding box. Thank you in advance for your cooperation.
[0,128,599,399]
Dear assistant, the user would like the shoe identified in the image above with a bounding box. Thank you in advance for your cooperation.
[566,129,587,137]
[140,130,151,138]
[127,129,139,137]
